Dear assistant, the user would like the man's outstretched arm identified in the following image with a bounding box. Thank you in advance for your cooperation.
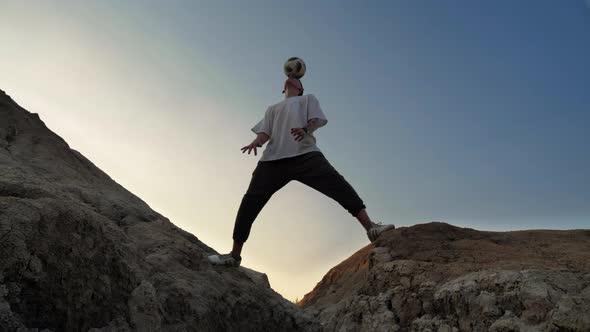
[252,132,270,147]
[242,132,269,155]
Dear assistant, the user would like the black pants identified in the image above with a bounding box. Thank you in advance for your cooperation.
[232,151,366,243]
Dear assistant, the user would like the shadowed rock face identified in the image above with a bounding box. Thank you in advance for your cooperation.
[0,89,321,332]
[299,223,590,331]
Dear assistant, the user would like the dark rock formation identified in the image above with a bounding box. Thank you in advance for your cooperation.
[0,89,321,332]
[299,222,590,331]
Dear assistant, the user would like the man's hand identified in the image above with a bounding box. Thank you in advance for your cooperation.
[290,127,307,142]
[241,142,260,156]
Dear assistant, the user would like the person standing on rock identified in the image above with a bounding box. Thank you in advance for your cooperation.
[207,75,395,267]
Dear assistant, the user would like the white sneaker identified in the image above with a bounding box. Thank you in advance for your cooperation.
[207,253,242,267]
[367,221,396,242]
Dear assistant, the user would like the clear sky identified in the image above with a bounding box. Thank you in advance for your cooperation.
[2,0,589,303]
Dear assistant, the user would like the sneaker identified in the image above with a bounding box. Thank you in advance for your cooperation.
[367,221,396,242]
[207,253,242,267]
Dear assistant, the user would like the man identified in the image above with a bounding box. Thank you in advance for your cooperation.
[208,76,395,267]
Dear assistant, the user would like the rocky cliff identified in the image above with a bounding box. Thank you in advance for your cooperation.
[299,222,590,331]
[0,89,321,332]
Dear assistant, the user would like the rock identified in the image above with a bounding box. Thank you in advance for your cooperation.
[300,223,590,331]
[372,247,390,255]
[550,294,590,331]
[128,281,161,332]
[239,266,271,289]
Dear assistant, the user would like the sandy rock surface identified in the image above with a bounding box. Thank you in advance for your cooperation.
[299,222,590,331]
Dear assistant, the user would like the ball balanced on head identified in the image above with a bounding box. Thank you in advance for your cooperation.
[284,57,306,79]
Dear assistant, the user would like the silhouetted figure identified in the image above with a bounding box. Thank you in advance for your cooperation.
[208,76,395,267]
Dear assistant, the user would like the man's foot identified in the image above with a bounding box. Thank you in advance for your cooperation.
[207,252,242,267]
[367,221,396,242]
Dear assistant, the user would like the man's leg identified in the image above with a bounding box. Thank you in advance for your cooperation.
[291,153,373,230]
[232,161,290,257]
[231,241,244,259]
[355,208,374,232]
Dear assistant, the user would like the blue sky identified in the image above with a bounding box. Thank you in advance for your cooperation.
[130,0,590,226]
[1,0,589,302]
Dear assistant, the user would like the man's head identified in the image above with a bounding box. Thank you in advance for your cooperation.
[283,76,304,97]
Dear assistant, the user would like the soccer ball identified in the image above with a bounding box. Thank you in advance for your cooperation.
[283,57,306,79]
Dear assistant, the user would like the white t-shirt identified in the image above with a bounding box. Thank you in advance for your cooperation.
[251,94,328,162]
